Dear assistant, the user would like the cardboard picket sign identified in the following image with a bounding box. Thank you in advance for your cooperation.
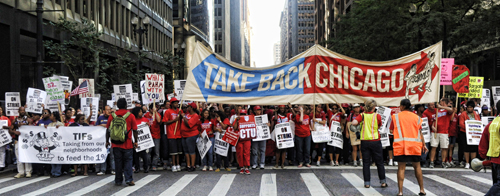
[222,127,239,146]
[452,65,470,94]
[238,115,257,141]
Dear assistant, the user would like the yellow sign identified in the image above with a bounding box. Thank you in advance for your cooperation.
[458,76,484,98]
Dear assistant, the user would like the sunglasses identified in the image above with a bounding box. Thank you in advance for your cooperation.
[43,112,49,115]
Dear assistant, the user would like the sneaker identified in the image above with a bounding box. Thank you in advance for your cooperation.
[330,161,334,166]
[126,181,135,186]
[225,168,231,172]
[176,165,181,172]
[459,161,465,168]
[465,163,470,169]
[97,172,104,176]
[335,161,339,166]
[450,161,456,167]
[446,162,452,168]
[209,166,213,171]
[260,164,265,169]
[26,172,31,178]
[111,171,115,175]
[394,161,398,166]
[240,168,244,174]
[202,166,207,171]
[252,165,257,170]
[14,173,24,178]
[353,161,358,167]
[442,162,449,169]
[388,160,393,166]
[245,169,251,175]
[274,164,279,169]
[215,168,220,172]
[317,161,320,166]
[151,167,157,171]
[430,162,434,169]
[172,166,177,172]
[359,160,363,166]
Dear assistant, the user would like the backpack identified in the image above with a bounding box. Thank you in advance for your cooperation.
[109,112,131,144]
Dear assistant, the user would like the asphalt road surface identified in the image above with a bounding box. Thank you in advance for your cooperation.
[0,165,493,196]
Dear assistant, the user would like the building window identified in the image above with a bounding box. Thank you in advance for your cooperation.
[218,20,222,28]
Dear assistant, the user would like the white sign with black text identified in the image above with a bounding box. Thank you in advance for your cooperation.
[465,120,483,145]
[26,88,47,114]
[214,132,229,156]
[327,121,343,148]
[197,131,212,159]
[5,92,21,117]
[377,106,392,147]
[113,84,133,109]
[421,117,431,143]
[80,97,99,122]
[274,122,294,149]
[0,120,12,148]
[253,114,271,141]
[136,123,155,152]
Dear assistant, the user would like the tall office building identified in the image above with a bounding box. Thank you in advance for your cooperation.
[280,0,314,62]
[273,42,281,65]
[315,0,354,47]
[229,0,251,66]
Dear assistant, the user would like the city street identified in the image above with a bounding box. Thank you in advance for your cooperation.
[0,165,492,196]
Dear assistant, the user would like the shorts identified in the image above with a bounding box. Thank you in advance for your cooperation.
[430,133,449,148]
[394,155,421,163]
[182,136,198,155]
[448,136,457,145]
[327,145,341,154]
[386,137,394,150]
[349,130,361,146]
[169,138,183,155]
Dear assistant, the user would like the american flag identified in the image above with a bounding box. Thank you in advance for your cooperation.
[70,80,89,96]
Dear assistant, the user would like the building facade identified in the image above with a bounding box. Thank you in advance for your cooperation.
[314,0,353,47]
[280,0,314,62]
[273,42,281,64]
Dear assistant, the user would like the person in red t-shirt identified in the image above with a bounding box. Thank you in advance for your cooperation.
[478,101,500,196]
[347,103,363,166]
[200,109,216,171]
[327,103,345,166]
[180,102,200,172]
[234,109,254,174]
[105,98,138,186]
[428,98,453,169]
[131,107,150,173]
[271,104,295,169]
[311,105,327,166]
[162,98,183,172]
[458,100,481,169]
[144,104,162,171]
[0,106,12,170]
[294,105,312,168]
[251,106,269,170]
[447,101,458,167]
[214,111,231,172]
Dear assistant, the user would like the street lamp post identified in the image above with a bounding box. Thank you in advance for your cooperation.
[131,16,150,73]
[174,42,186,79]
[36,0,44,89]
[409,2,430,50]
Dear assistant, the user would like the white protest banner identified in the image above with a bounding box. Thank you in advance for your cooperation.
[214,132,229,156]
[274,122,294,149]
[145,73,165,101]
[5,92,21,116]
[133,93,139,102]
[136,123,155,152]
[0,120,12,147]
[327,121,343,148]
[377,106,392,147]
[421,117,431,143]
[140,81,151,105]
[253,114,271,141]
[197,131,212,159]
[26,88,47,114]
[113,84,133,109]
[174,80,192,103]
[59,78,72,105]
[43,76,65,113]
[465,120,483,145]
[312,119,331,143]
[481,89,491,111]
[18,126,107,164]
[80,97,99,122]
[482,116,495,129]
[106,100,115,109]
[78,78,95,98]
[493,86,500,108]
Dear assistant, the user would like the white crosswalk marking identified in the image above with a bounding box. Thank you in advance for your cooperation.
[66,176,114,196]
[111,175,160,196]
[300,173,330,196]
[425,175,485,196]
[159,174,197,196]
[0,178,14,184]
[259,173,277,196]
[208,174,236,196]
[341,173,383,196]
[386,173,436,196]
[462,175,492,185]
[0,177,49,194]
[21,176,86,196]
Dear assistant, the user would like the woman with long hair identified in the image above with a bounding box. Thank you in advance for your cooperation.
[200,109,216,171]
[214,111,231,172]
[131,107,150,173]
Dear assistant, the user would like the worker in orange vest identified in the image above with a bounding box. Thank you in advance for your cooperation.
[390,99,429,196]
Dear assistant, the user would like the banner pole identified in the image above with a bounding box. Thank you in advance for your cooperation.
[173,99,184,136]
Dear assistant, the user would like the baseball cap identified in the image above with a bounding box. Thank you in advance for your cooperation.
[188,102,197,109]
[240,109,247,114]
[169,97,179,103]
[353,103,360,107]
[482,105,489,110]
[278,105,285,108]
[254,106,262,110]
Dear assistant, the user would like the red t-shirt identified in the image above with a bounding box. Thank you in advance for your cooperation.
[449,114,458,137]
[354,112,382,141]
[216,118,230,131]
[107,109,138,149]
[435,109,452,134]
[144,112,161,139]
[181,113,200,138]
[200,119,215,137]
[294,114,311,137]
[329,112,344,123]
[163,109,182,139]
[136,117,149,124]
[64,118,75,126]
[0,116,12,127]
[423,108,436,130]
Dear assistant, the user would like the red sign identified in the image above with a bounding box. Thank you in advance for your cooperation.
[452,65,470,93]
[238,115,257,141]
[222,127,239,146]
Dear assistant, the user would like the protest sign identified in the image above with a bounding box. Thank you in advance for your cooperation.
[458,76,484,98]
[312,118,331,143]
[440,58,454,85]
[197,131,212,159]
[174,80,192,103]
[145,73,165,101]
[465,120,483,145]
[59,78,72,105]
[482,116,495,129]
[238,115,257,141]
[136,123,155,152]
[113,84,133,109]
[481,89,491,111]
[327,121,343,148]
[133,93,139,102]
[18,126,107,164]
[452,65,470,94]
[377,106,392,147]
[493,86,500,108]
[274,122,294,149]
[222,127,239,146]
[0,120,12,148]
[43,76,65,112]
[253,114,271,141]
[182,42,442,105]
[78,78,94,98]
[106,100,115,109]
[421,117,431,143]
[26,88,47,114]
[80,97,99,122]
[140,81,151,105]
[214,132,229,156]
[5,92,21,116]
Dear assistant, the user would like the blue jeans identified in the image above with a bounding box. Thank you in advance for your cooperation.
[202,137,215,167]
[361,141,386,186]
[294,135,311,165]
[251,140,266,166]
[113,148,133,184]
[420,142,431,162]
[486,163,500,196]
[182,136,198,155]
[51,164,61,176]
[150,139,161,166]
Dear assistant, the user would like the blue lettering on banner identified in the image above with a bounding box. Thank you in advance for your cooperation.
[192,55,306,101]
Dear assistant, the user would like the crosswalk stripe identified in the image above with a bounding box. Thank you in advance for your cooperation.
[208,174,236,196]
[111,175,160,196]
[341,173,383,196]
[425,175,485,196]
[300,173,330,196]
[0,177,49,194]
[386,174,436,196]
[259,173,277,196]
[21,176,87,196]
[66,176,114,196]
[0,178,14,184]
[462,175,492,185]
[158,174,197,196]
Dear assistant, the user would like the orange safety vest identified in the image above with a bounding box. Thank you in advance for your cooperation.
[392,111,423,156]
